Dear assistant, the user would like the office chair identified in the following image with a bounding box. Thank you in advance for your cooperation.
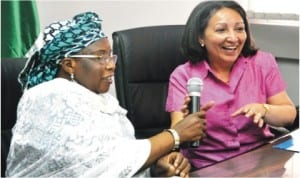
[1,58,27,176]
[112,25,187,139]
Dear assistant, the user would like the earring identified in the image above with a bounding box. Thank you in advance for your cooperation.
[70,73,75,82]
[201,43,205,47]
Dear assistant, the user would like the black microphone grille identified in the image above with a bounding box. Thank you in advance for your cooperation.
[187,77,203,94]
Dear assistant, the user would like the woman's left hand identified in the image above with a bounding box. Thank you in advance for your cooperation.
[231,103,267,128]
[150,152,190,177]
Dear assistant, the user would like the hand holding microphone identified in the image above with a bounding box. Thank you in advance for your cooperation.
[172,77,213,149]
[187,77,203,147]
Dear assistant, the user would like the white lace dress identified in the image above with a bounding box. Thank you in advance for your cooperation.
[6,78,151,177]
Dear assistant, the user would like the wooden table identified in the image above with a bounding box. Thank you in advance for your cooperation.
[190,129,299,177]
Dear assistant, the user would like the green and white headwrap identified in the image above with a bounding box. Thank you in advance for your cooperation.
[18,12,107,90]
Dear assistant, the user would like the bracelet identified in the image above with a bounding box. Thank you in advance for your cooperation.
[262,104,270,119]
[165,129,180,151]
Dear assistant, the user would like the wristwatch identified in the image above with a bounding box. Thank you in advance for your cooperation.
[166,129,180,151]
[262,104,270,119]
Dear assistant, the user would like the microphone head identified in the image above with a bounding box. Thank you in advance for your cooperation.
[187,77,203,96]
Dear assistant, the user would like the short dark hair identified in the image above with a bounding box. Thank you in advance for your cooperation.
[181,0,258,64]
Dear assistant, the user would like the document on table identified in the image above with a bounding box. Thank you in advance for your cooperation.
[273,129,300,152]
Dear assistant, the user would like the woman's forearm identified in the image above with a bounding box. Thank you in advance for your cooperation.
[263,104,297,127]
[140,131,174,170]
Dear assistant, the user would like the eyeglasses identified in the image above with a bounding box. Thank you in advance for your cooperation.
[66,54,118,65]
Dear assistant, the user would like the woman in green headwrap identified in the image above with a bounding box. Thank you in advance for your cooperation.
[6,12,210,177]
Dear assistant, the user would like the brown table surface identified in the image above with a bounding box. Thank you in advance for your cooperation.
[190,129,299,177]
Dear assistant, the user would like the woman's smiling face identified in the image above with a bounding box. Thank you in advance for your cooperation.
[200,7,247,65]
[73,38,116,94]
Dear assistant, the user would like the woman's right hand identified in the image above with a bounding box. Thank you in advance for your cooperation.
[173,100,214,143]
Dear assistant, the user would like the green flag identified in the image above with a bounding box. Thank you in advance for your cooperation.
[1,0,40,58]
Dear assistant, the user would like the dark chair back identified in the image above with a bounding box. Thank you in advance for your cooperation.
[1,58,26,176]
[112,25,187,138]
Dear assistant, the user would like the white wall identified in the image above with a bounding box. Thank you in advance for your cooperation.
[248,0,299,14]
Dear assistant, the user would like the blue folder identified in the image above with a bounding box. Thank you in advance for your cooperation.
[273,130,300,152]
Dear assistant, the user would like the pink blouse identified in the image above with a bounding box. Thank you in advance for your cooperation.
[166,51,287,169]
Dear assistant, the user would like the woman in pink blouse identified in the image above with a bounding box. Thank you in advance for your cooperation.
[166,0,297,170]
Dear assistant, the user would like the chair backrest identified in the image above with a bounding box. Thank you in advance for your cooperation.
[1,58,26,176]
[112,25,187,138]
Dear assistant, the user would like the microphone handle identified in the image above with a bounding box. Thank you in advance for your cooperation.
[189,96,200,113]
[188,95,200,148]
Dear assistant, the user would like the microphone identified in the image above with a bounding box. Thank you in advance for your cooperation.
[187,77,203,147]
